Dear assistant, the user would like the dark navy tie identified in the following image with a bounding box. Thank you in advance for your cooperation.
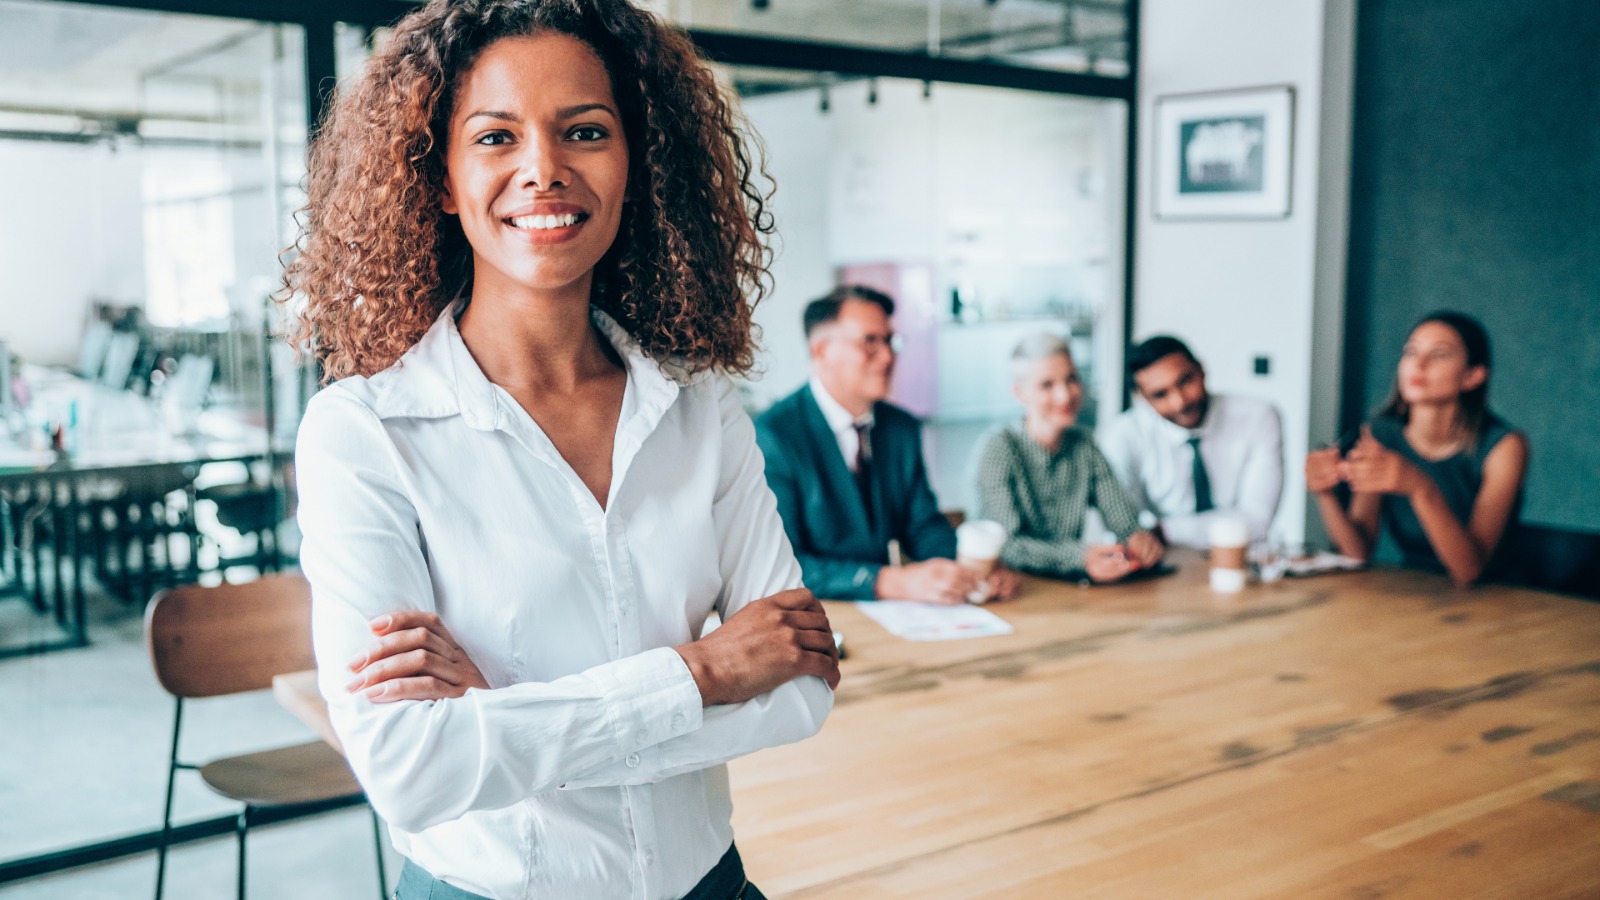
[854,422,874,525]
[1188,436,1214,513]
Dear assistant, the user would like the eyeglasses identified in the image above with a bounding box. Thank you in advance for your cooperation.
[832,332,904,355]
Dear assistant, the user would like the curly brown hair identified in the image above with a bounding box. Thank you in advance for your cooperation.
[279,0,775,381]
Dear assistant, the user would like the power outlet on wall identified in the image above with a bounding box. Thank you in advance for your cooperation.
[1253,356,1271,376]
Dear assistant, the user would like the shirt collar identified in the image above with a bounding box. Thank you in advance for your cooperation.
[812,374,876,435]
[365,299,684,432]
[809,375,873,434]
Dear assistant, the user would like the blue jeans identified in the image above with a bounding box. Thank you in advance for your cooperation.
[395,844,764,900]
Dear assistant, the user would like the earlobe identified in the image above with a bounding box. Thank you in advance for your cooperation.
[1463,365,1488,392]
[440,181,457,216]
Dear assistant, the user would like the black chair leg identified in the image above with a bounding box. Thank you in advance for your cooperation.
[155,700,183,900]
[370,806,388,899]
[236,806,250,900]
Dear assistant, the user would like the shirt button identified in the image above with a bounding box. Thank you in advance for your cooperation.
[644,850,656,865]
[671,714,687,730]
[625,753,641,768]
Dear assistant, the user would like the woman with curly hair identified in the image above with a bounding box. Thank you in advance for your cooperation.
[285,1,837,897]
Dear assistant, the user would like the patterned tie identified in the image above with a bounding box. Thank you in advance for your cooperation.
[854,422,874,525]
[1188,436,1214,513]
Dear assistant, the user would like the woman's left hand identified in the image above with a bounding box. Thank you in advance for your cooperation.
[345,611,490,703]
[1125,530,1165,569]
[1339,428,1425,497]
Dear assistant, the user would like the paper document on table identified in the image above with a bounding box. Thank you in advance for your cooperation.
[855,601,1014,642]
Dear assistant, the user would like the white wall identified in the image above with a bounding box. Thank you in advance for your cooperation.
[742,80,1124,417]
[1135,0,1356,541]
[0,141,145,366]
[743,89,835,408]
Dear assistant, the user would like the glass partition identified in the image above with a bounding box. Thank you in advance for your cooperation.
[739,75,1126,512]
[0,0,308,863]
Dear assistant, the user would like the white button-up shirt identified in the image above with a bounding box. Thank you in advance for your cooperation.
[1098,393,1284,548]
[295,303,832,900]
[807,375,873,472]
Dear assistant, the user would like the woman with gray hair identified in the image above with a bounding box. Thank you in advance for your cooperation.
[973,334,1165,582]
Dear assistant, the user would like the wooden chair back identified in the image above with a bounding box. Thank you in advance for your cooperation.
[145,572,314,699]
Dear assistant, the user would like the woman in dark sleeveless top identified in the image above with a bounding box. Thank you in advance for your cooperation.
[1306,311,1528,586]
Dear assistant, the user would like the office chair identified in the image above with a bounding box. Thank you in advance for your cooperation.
[144,572,387,899]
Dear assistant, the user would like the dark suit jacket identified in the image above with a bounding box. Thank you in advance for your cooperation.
[754,385,957,600]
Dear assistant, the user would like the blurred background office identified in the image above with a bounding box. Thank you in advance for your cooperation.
[0,0,1595,894]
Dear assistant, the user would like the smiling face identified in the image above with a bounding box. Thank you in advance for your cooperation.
[1013,351,1084,434]
[1398,320,1486,405]
[1133,352,1208,429]
[809,298,898,415]
[440,32,630,305]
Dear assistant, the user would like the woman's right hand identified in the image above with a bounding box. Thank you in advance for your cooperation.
[1084,544,1137,583]
[1305,447,1345,494]
[345,611,490,703]
[675,588,841,706]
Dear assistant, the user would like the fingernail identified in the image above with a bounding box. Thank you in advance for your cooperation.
[365,684,386,699]
[369,615,391,631]
[345,676,363,693]
[346,651,365,671]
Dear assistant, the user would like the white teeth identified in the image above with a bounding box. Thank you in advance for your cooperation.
[509,213,581,229]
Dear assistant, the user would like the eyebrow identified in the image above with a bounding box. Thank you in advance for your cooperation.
[463,103,618,125]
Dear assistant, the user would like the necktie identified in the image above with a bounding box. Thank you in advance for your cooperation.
[853,422,874,525]
[1188,436,1214,513]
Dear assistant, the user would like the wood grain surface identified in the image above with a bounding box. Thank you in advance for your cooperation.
[728,553,1600,898]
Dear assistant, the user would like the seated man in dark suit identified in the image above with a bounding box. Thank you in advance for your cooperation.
[755,285,1020,604]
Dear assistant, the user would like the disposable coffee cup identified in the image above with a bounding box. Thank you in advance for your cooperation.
[956,519,1006,602]
[1208,516,1249,593]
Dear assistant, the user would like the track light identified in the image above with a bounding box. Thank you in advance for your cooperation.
[867,78,878,106]
[819,84,830,113]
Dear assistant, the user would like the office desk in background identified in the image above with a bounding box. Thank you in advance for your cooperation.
[0,367,275,657]
[274,554,1600,897]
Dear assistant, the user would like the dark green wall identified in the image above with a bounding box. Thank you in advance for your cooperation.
[1344,0,1600,533]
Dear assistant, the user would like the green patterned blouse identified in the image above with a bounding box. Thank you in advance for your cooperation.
[973,423,1143,576]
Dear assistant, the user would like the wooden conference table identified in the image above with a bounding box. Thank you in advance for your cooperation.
[278,554,1600,897]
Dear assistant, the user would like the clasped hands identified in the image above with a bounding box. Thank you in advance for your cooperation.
[1083,529,1164,583]
[876,559,1022,605]
[344,589,841,707]
[1306,425,1426,497]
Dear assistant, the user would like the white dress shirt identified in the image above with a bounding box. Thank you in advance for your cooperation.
[807,375,873,472]
[295,303,832,900]
[1098,393,1284,549]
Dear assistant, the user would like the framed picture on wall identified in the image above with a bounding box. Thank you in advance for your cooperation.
[1154,86,1294,220]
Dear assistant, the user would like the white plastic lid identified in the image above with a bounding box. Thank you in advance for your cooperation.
[956,519,1007,558]
[1207,515,1249,548]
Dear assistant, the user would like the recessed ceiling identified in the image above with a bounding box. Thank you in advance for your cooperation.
[0,0,1127,144]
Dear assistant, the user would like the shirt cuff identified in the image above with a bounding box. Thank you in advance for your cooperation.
[588,646,704,756]
[853,563,882,599]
